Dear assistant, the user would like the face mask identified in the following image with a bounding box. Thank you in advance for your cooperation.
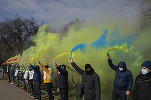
[86,69,93,75]
[119,67,124,71]
[141,69,149,75]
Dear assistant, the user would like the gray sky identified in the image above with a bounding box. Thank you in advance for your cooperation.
[0,0,150,29]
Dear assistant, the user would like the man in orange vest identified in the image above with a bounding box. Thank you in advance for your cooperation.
[38,60,54,100]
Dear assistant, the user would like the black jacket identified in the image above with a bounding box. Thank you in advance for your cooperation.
[56,66,68,89]
[108,59,133,91]
[2,66,7,72]
[71,62,101,100]
[132,72,151,100]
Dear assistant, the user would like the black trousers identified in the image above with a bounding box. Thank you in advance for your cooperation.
[60,88,68,100]
[45,83,54,100]
[17,76,20,86]
[113,88,127,100]
[29,79,34,94]
[34,81,41,100]
[7,73,11,82]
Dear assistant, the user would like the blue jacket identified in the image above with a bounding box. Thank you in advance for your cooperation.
[30,65,41,82]
[108,59,133,91]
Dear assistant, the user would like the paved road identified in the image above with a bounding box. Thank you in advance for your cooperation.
[0,72,34,100]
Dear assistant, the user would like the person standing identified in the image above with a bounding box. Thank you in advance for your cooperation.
[30,63,41,100]
[14,67,20,86]
[1,65,5,79]
[132,61,151,100]
[3,65,7,82]
[54,60,68,100]
[38,60,54,100]
[10,65,15,84]
[7,64,11,83]
[16,66,21,87]
[21,67,27,91]
[107,52,133,100]
[23,67,30,91]
[69,58,101,100]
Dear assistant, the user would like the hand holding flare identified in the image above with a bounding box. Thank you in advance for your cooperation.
[107,51,111,59]
[38,59,41,64]
[53,60,57,67]
[69,57,73,63]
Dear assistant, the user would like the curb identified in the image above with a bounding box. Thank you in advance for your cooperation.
[7,80,61,100]
[10,83,35,99]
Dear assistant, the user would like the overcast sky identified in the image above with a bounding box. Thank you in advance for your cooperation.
[0,0,150,29]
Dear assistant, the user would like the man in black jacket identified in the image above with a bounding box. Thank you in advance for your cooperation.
[107,52,133,100]
[54,60,68,100]
[132,61,151,100]
[69,58,101,100]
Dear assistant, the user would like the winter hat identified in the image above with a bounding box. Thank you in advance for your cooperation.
[85,64,92,70]
[35,65,40,70]
[59,65,66,69]
[45,65,49,68]
[141,61,151,70]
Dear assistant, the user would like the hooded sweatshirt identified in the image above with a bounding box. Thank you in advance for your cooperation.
[108,59,133,91]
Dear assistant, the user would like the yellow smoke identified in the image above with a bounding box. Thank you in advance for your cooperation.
[17,24,143,100]
[108,43,128,53]
[54,52,70,60]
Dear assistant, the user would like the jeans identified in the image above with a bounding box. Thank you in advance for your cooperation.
[60,88,68,100]
[34,81,41,100]
[23,78,27,89]
[45,83,54,100]
[113,88,127,100]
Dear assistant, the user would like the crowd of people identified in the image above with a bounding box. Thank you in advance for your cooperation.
[0,52,151,100]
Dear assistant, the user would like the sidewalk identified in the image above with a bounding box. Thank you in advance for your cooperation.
[0,72,34,100]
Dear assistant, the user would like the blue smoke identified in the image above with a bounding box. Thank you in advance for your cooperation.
[91,29,108,48]
[70,44,87,57]
[91,26,135,48]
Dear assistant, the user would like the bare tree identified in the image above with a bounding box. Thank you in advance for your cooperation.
[138,8,151,30]
[0,15,39,56]
[59,18,85,38]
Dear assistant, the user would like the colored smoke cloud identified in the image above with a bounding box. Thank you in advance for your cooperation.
[19,23,144,99]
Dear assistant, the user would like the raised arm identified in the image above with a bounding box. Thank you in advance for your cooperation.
[53,60,67,76]
[107,52,117,71]
[30,63,35,70]
[56,66,68,76]
[38,60,50,73]
[30,63,39,73]
[70,58,84,75]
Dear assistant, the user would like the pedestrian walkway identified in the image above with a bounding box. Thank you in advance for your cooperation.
[0,72,34,100]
